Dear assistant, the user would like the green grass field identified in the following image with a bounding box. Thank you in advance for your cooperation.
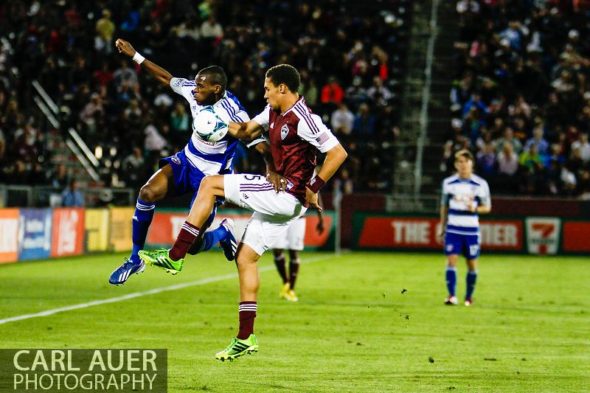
[0,251,588,392]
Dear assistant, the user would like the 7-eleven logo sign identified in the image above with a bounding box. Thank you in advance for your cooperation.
[525,217,561,255]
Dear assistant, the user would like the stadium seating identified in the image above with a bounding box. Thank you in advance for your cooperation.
[441,0,590,197]
[0,0,412,203]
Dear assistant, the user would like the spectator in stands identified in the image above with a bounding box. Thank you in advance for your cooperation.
[299,70,319,107]
[51,163,70,190]
[169,101,190,148]
[95,9,115,55]
[345,76,369,107]
[520,144,545,192]
[79,93,104,136]
[572,133,590,163]
[497,142,518,177]
[320,76,345,112]
[333,168,354,195]
[331,103,355,137]
[61,179,85,207]
[352,103,376,137]
[121,147,145,188]
[144,117,167,170]
[476,142,496,180]
[495,127,522,155]
[367,76,393,107]
[525,125,550,156]
[113,60,139,93]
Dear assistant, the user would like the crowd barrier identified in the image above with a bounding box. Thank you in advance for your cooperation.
[0,208,335,264]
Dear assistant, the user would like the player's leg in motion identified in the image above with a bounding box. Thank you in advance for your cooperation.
[109,166,172,285]
[286,249,300,301]
[188,206,237,261]
[216,243,260,361]
[139,175,226,270]
[274,249,291,299]
[445,254,458,305]
[464,234,479,306]
[443,232,459,305]
[465,258,478,306]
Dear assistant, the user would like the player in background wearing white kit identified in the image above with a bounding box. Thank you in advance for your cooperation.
[438,149,491,306]
[249,139,326,302]
[273,203,324,302]
[109,39,249,285]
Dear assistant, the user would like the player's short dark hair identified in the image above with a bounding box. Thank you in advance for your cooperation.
[265,64,300,92]
[199,65,227,91]
[455,149,474,162]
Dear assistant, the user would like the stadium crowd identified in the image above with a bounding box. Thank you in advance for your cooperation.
[445,0,590,197]
[0,0,407,194]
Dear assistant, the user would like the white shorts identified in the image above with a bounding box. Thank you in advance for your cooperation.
[224,174,307,255]
[275,217,306,251]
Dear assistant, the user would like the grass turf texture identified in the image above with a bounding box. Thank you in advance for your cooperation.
[0,252,588,392]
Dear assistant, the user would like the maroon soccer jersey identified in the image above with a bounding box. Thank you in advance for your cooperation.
[253,97,339,203]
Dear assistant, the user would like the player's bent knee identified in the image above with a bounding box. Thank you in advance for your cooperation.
[200,175,224,196]
[139,184,161,203]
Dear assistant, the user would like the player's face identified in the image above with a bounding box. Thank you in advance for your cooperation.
[263,78,281,111]
[455,156,473,178]
[192,73,220,105]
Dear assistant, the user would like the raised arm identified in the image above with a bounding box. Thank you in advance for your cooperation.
[115,38,173,86]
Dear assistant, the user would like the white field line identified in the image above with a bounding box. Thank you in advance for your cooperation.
[0,254,340,326]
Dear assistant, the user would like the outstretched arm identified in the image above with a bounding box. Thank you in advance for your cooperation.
[115,38,173,86]
[228,120,264,141]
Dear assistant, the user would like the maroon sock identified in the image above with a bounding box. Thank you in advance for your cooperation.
[237,301,257,339]
[169,221,200,261]
[274,255,288,284]
[289,259,300,289]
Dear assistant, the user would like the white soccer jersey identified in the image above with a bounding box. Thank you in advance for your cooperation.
[170,77,250,175]
[441,174,491,235]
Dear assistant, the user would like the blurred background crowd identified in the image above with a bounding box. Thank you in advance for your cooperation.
[1,0,589,202]
[0,0,407,195]
[444,0,590,197]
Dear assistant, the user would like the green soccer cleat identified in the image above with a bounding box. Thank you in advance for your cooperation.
[138,249,184,274]
[215,334,258,361]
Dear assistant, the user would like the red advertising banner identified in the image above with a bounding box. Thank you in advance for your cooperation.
[50,208,85,257]
[356,215,523,251]
[562,222,590,253]
[480,220,523,251]
[0,209,20,263]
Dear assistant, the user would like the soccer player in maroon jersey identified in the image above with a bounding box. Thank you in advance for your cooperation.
[139,64,347,361]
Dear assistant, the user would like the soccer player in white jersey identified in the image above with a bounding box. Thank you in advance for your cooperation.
[109,38,249,285]
[439,149,491,306]
[139,64,347,360]
[273,212,324,302]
